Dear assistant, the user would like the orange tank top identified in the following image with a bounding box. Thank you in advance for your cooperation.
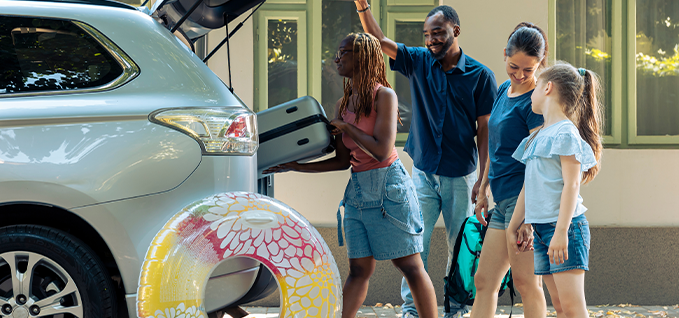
[341,84,399,172]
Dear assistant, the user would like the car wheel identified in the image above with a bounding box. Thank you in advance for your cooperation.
[0,225,116,318]
[137,192,342,318]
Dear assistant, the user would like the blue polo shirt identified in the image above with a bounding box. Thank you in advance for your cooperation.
[488,80,544,202]
[390,43,497,177]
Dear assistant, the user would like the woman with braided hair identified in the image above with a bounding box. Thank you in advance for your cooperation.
[264,33,438,318]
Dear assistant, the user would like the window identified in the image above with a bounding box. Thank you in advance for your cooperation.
[0,17,124,95]
[554,0,613,137]
[551,0,679,146]
[386,13,427,139]
[320,0,369,118]
[267,18,301,108]
[256,11,307,111]
[254,0,436,142]
[632,0,679,141]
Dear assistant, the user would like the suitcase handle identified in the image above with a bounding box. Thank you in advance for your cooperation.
[319,116,334,132]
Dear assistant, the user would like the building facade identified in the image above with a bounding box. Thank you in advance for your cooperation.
[200,0,679,306]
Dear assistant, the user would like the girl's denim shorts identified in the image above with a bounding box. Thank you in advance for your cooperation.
[533,214,590,275]
[488,195,519,230]
[337,159,424,260]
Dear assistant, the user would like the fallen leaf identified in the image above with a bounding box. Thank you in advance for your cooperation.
[374,303,383,307]
[635,314,646,318]
[384,303,393,309]
[649,311,668,318]
[500,309,505,313]
[598,305,612,308]
[663,307,668,310]
[514,303,524,307]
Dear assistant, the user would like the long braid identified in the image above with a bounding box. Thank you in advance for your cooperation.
[338,33,397,125]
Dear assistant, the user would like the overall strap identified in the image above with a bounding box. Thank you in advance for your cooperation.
[336,200,345,246]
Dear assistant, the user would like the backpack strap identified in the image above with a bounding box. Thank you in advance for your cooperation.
[479,212,493,243]
[444,216,471,313]
[507,274,516,318]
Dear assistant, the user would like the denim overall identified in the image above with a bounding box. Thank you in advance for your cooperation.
[336,159,424,260]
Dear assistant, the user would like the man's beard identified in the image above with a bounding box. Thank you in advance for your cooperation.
[428,37,453,60]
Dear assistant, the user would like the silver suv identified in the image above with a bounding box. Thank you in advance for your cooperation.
[0,0,336,317]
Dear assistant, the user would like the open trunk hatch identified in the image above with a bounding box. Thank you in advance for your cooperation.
[151,0,265,43]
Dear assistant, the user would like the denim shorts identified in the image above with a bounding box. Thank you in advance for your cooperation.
[533,214,590,275]
[337,159,424,260]
[487,195,519,230]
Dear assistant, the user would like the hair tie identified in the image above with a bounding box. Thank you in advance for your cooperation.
[578,68,587,76]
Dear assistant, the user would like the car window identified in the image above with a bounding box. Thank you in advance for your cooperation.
[0,16,124,94]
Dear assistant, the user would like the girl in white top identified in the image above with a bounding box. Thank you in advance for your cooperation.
[508,62,603,318]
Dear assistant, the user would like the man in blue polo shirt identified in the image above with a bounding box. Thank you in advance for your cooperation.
[354,2,497,317]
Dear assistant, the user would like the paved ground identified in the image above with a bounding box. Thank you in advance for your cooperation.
[238,304,679,318]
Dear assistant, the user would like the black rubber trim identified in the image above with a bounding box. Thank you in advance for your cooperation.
[27,0,136,10]
[259,114,330,144]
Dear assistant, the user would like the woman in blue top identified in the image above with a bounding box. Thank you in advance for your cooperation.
[471,23,548,318]
[509,62,602,318]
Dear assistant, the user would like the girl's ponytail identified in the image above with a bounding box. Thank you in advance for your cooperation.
[539,63,603,183]
[578,69,603,184]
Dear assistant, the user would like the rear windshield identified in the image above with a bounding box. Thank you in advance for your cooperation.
[0,16,124,94]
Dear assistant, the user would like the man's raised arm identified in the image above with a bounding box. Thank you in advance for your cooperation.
[354,0,398,60]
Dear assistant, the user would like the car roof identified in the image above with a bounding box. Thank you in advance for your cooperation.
[21,0,136,10]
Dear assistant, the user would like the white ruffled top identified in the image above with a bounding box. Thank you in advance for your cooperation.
[512,119,597,224]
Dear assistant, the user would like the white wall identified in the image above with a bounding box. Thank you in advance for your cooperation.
[206,14,254,110]
[444,0,550,83]
[581,149,679,226]
[209,0,679,228]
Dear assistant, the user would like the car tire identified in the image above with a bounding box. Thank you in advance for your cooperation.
[0,225,117,318]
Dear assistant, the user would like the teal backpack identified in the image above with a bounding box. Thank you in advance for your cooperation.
[443,215,515,313]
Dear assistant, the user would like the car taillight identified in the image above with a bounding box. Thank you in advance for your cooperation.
[226,115,248,138]
[149,107,258,155]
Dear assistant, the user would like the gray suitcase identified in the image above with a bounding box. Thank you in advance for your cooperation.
[257,96,335,177]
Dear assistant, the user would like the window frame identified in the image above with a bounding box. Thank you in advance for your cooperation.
[548,0,623,145]
[253,0,441,131]
[384,11,429,146]
[626,0,679,144]
[386,0,437,6]
[550,0,679,147]
[254,1,384,113]
[255,10,308,111]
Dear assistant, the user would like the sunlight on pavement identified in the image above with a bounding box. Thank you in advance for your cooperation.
[220,304,679,318]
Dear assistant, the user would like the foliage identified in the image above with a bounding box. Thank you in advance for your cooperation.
[635,1,679,77]
[267,20,297,64]
[267,20,298,107]
[636,45,679,77]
